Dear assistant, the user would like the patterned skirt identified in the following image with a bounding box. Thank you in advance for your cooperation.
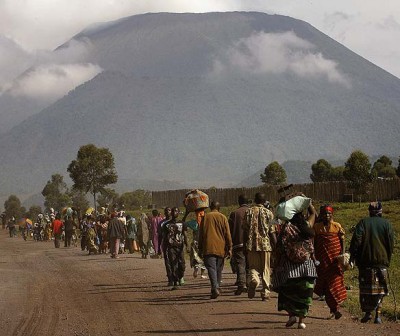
[278,277,315,317]
[359,267,389,312]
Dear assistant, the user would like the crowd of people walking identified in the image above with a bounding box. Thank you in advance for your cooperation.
[2,192,394,329]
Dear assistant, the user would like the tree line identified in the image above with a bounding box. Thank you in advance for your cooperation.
[2,144,151,221]
[262,150,399,198]
[3,147,399,221]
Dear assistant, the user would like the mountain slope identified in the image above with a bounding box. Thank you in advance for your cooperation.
[0,12,399,196]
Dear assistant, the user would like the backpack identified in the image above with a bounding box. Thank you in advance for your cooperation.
[280,222,313,263]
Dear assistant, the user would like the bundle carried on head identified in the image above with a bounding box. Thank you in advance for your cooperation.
[183,189,209,212]
[275,192,311,221]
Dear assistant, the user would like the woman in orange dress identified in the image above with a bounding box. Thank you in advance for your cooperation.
[314,205,347,319]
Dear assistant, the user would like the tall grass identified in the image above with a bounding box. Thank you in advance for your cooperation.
[332,200,400,320]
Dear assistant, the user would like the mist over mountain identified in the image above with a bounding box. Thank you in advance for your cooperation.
[0,12,399,201]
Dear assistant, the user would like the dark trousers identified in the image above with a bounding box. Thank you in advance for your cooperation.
[204,255,224,291]
[64,230,73,247]
[81,233,87,251]
[167,246,185,282]
[54,233,61,248]
[9,227,16,237]
[163,246,173,282]
[232,247,247,288]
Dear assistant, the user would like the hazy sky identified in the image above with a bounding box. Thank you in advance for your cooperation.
[1,0,400,93]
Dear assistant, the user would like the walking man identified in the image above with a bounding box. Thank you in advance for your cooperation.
[63,215,74,247]
[243,192,276,301]
[228,194,249,295]
[349,202,394,324]
[199,201,232,299]
[108,212,126,258]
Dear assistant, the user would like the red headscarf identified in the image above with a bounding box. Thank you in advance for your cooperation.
[321,205,334,214]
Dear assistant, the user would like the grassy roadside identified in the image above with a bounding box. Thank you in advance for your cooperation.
[331,200,400,320]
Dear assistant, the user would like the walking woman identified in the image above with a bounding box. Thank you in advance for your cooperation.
[314,205,347,319]
[137,213,151,259]
[273,203,317,329]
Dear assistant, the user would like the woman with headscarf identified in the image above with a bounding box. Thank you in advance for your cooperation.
[86,217,99,255]
[349,202,394,324]
[137,213,151,259]
[313,205,347,319]
[125,214,138,254]
[273,203,317,329]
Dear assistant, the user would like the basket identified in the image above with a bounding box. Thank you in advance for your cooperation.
[183,189,209,212]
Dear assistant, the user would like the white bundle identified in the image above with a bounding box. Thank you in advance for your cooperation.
[275,195,311,221]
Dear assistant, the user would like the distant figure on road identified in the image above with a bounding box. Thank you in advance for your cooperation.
[125,214,138,254]
[52,213,64,248]
[162,207,189,290]
[349,202,394,324]
[159,207,173,285]
[6,216,17,237]
[314,205,347,320]
[228,194,250,296]
[198,201,232,299]
[137,213,151,259]
[108,212,126,259]
[149,209,163,257]
[63,215,75,247]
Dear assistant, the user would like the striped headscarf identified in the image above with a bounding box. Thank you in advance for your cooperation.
[368,202,382,216]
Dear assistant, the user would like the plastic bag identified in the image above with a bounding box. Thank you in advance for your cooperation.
[276,195,311,221]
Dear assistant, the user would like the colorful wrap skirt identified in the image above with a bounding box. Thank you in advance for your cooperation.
[278,277,315,317]
[359,267,389,312]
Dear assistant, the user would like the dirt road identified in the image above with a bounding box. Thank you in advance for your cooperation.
[1,233,399,336]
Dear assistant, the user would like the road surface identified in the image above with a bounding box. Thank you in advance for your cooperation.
[1,233,398,335]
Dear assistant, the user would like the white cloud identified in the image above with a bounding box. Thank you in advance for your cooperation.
[1,1,400,80]
[0,36,32,89]
[210,31,351,86]
[0,37,94,98]
[8,63,102,101]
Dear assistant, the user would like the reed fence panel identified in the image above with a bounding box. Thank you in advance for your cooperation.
[151,180,400,208]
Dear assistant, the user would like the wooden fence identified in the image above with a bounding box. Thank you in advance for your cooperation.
[151,179,400,208]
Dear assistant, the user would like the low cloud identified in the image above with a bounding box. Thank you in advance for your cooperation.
[0,37,96,101]
[8,63,102,101]
[210,31,351,87]
[0,35,32,90]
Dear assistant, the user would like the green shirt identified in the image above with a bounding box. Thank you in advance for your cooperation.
[349,216,394,268]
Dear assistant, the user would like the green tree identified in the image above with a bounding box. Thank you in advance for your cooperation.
[397,157,400,178]
[67,144,118,212]
[310,159,334,182]
[26,205,43,220]
[371,155,396,179]
[331,166,345,181]
[4,195,25,220]
[69,189,90,219]
[260,161,287,185]
[343,150,372,201]
[42,173,71,212]
[97,188,119,210]
[119,190,152,210]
